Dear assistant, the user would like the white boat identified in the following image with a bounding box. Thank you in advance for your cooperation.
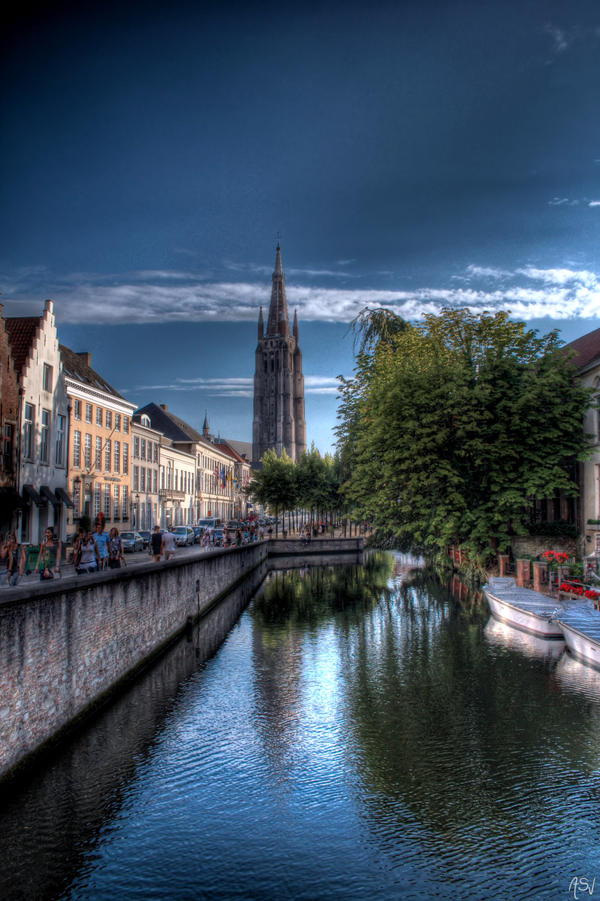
[555,606,600,671]
[484,616,565,659]
[483,577,564,640]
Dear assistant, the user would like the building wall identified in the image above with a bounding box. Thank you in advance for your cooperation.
[159,440,195,527]
[18,302,69,544]
[0,309,19,512]
[196,443,234,521]
[580,365,600,554]
[131,420,161,531]
[66,382,135,534]
[0,542,269,780]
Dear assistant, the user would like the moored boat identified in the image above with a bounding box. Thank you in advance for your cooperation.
[483,577,564,640]
[555,607,600,671]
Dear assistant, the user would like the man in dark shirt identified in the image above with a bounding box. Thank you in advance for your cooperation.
[150,525,163,562]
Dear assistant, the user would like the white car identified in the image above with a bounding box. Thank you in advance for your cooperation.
[171,526,195,547]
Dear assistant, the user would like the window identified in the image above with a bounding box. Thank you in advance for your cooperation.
[153,469,158,493]
[40,409,50,463]
[160,466,165,489]
[105,438,111,471]
[73,399,81,420]
[114,485,120,519]
[133,435,139,459]
[122,485,129,520]
[154,442,158,463]
[140,467,146,492]
[104,410,111,429]
[104,484,111,517]
[115,413,121,431]
[133,465,139,491]
[96,407,103,426]
[123,417,129,434]
[114,440,120,473]
[2,423,13,471]
[73,429,81,468]
[141,414,151,427]
[84,433,92,469]
[85,403,93,423]
[123,443,129,474]
[55,414,65,466]
[94,484,101,518]
[94,436,102,470]
[140,438,146,461]
[43,363,53,392]
[23,404,34,459]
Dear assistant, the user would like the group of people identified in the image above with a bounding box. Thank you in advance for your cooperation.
[73,522,125,574]
[1,527,62,585]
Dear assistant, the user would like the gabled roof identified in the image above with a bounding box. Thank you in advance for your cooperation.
[565,327,600,372]
[60,344,125,398]
[214,442,245,464]
[135,402,204,444]
[225,439,253,461]
[4,316,41,376]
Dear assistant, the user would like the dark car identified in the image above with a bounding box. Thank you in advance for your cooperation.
[192,526,205,543]
[137,530,151,549]
[171,526,195,547]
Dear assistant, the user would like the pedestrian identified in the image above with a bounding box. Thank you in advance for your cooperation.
[36,527,61,580]
[77,532,100,574]
[150,525,163,562]
[93,521,110,570]
[259,525,265,541]
[108,527,124,569]
[162,528,176,560]
[267,525,273,539]
[2,533,24,586]
[72,525,85,569]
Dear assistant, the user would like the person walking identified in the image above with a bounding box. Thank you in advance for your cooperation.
[108,527,124,569]
[2,533,24,586]
[36,527,62,581]
[93,521,110,570]
[162,529,176,560]
[77,532,100,574]
[150,525,163,562]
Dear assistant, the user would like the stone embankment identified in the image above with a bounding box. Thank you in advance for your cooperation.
[0,537,363,781]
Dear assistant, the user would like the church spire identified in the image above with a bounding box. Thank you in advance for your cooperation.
[202,410,210,437]
[266,242,290,337]
[258,305,264,340]
[293,308,299,341]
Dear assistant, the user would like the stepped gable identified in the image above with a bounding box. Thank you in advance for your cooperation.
[60,344,124,398]
[566,326,600,372]
[4,316,41,377]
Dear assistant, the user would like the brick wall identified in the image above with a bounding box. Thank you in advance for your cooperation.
[0,543,268,780]
[511,535,578,559]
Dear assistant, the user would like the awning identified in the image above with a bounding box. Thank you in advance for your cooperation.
[0,487,27,511]
[54,486,74,508]
[23,484,42,506]
[40,485,59,506]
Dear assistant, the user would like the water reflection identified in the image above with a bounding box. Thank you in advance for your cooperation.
[2,553,600,900]
[484,617,566,661]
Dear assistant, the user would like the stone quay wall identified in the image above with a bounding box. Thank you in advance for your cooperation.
[268,537,363,555]
[0,542,269,780]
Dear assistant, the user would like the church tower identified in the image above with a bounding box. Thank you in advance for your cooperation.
[252,244,306,463]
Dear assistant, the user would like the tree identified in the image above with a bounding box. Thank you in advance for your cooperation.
[336,307,593,560]
[246,449,298,535]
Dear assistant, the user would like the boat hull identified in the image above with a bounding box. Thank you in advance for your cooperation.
[485,591,564,640]
[557,620,600,670]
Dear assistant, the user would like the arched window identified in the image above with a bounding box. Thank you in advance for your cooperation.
[141,414,151,428]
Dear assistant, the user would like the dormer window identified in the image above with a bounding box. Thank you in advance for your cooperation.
[141,414,151,428]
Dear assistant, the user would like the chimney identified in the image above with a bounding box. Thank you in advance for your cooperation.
[160,403,168,411]
[77,351,91,367]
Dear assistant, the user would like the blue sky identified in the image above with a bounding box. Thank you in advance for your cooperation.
[2,0,600,452]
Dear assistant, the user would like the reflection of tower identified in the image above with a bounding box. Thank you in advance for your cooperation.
[252,245,306,463]
[251,575,305,782]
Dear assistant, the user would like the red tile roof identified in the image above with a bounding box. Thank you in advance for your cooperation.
[214,442,245,464]
[565,326,600,372]
[4,316,41,376]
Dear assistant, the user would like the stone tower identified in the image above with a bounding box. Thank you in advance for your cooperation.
[252,244,306,463]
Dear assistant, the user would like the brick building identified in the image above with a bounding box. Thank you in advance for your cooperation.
[0,305,20,534]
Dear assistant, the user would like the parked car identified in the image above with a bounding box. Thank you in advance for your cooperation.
[171,526,195,547]
[121,531,144,553]
[212,528,225,547]
[137,530,151,549]
[192,526,205,543]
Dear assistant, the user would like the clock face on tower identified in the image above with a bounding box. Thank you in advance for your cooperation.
[252,244,306,464]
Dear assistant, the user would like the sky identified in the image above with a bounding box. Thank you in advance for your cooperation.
[2,0,600,452]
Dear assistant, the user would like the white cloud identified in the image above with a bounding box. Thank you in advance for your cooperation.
[123,373,344,397]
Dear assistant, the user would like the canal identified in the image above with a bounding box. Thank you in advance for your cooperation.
[2,552,600,900]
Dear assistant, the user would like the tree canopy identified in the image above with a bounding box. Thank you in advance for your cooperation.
[336,307,593,558]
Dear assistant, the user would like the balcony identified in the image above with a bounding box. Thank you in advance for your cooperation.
[159,488,186,500]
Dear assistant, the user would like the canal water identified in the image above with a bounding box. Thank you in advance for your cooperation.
[2,552,600,900]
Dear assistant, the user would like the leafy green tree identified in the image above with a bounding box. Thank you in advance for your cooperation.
[337,307,593,560]
[247,449,298,535]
